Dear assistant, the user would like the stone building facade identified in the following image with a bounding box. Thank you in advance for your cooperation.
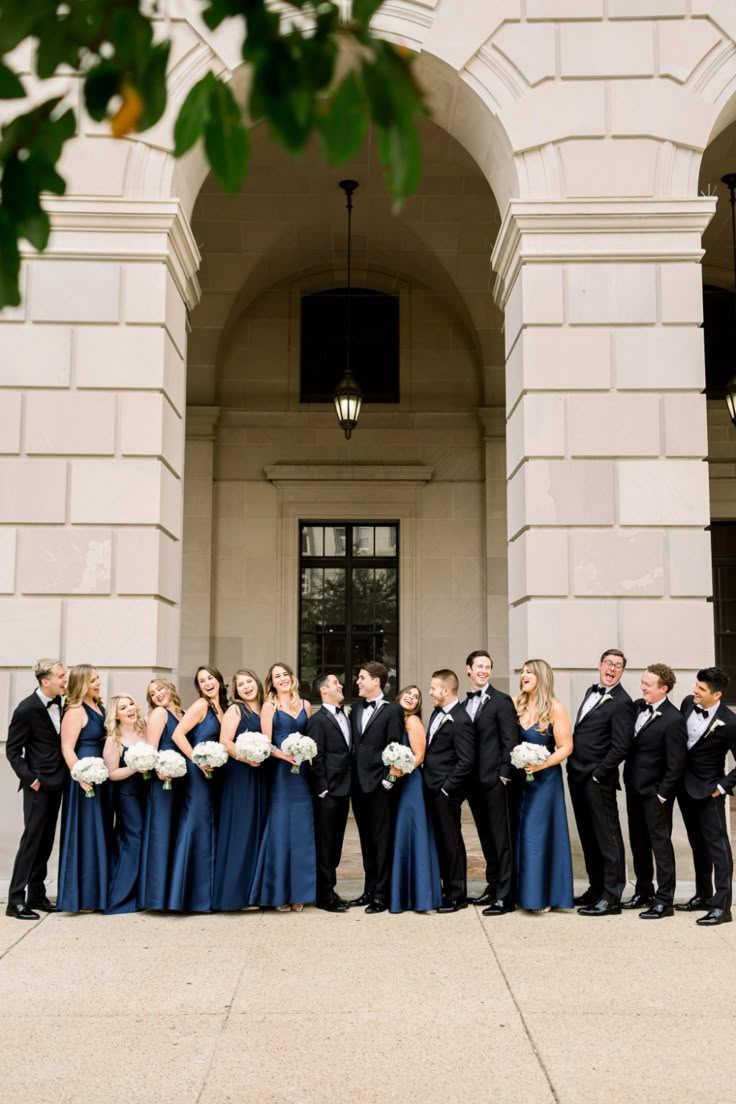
[3,0,736,830]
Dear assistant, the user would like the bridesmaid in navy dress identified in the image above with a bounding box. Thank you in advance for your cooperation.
[103,694,147,915]
[213,668,269,910]
[168,666,226,912]
[137,678,184,910]
[389,685,443,913]
[249,662,316,911]
[57,665,111,912]
[513,658,574,912]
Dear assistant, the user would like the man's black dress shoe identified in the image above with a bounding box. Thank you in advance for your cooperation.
[364,898,388,914]
[577,898,622,917]
[696,908,732,926]
[26,897,56,913]
[316,898,349,913]
[437,899,468,913]
[468,887,495,906]
[573,889,599,907]
[621,893,655,910]
[5,903,40,920]
[481,899,516,916]
[675,895,711,912]
[347,892,371,908]
[639,903,674,919]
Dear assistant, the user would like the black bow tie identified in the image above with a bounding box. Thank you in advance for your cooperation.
[639,702,653,714]
[591,685,606,695]
[46,696,62,709]
[335,705,344,715]
[466,690,482,699]
[692,704,706,716]
[363,700,376,710]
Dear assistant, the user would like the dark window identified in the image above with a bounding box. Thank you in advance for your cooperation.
[300,288,399,403]
[703,284,736,397]
[711,522,736,692]
[299,522,399,702]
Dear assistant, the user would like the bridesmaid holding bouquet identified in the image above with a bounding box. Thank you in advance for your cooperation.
[138,679,184,910]
[103,694,148,915]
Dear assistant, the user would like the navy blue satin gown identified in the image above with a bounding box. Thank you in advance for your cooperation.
[213,705,269,910]
[57,703,111,912]
[167,706,219,912]
[389,730,442,913]
[515,724,574,910]
[105,742,146,915]
[138,710,182,910]
[249,706,316,907]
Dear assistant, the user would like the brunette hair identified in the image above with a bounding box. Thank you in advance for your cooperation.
[396,684,423,720]
[646,663,676,692]
[194,665,229,713]
[600,648,627,669]
[465,650,492,669]
[359,660,389,690]
[265,662,301,710]
[696,667,729,696]
[231,668,264,711]
[146,678,182,714]
[432,669,459,694]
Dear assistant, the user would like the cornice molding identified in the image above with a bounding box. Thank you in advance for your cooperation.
[186,405,221,440]
[491,198,718,308]
[36,197,202,310]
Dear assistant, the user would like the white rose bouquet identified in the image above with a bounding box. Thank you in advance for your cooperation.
[280,734,318,774]
[381,743,417,790]
[192,740,229,779]
[124,742,158,780]
[511,741,551,783]
[234,732,272,765]
[155,748,187,790]
[71,756,109,798]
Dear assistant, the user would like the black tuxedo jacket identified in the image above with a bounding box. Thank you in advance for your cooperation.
[6,691,66,791]
[350,698,405,794]
[306,706,352,798]
[623,698,687,801]
[568,682,635,786]
[680,695,736,800]
[422,700,475,800]
[470,685,518,788]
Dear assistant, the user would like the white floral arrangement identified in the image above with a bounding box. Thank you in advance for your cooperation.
[155,749,187,790]
[124,742,158,779]
[510,741,550,783]
[191,740,229,779]
[70,756,109,798]
[381,742,417,789]
[281,733,318,774]
[234,732,272,764]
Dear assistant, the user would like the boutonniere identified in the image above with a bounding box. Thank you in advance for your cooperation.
[439,713,452,728]
[343,705,352,717]
[479,692,490,707]
[599,692,613,705]
[651,709,662,721]
[705,718,724,737]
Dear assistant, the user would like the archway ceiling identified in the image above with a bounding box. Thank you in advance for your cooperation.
[701,119,736,288]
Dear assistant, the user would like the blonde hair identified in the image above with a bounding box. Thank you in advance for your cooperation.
[105,694,145,749]
[265,662,301,710]
[516,658,555,734]
[65,664,100,709]
[146,678,182,714]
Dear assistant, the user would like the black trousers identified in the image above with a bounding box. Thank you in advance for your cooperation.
[677,789,733,910]
[424,787,467,902]
[625,788,675,905]
[569,775,626,903]
[467,780,513,900]
[351,784,393,900]
[8,785,63,906]
[312,793,350,904]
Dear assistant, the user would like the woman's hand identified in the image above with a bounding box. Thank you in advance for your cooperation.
[523,762,544,774]
[389,767,404,778]
[77,779,93,793]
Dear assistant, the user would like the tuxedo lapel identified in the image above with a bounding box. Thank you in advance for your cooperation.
[33,694,59,736]
[361,699,384,734]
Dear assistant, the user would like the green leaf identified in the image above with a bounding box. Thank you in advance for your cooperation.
[28,108,76,164]
[0,60,25,99]
[173,73,215,156]
[204,79,249,192]
[319,71,368,164]
[108,7,153,66]
[84,62,123,121]
[136,41,170,131]
[352,0,384,22]
[19,209,50,251]
[0,209,21,309]
[378,120,422,204]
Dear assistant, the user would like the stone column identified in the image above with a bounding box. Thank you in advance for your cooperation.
[493,199,717,708]
[0,197,200,712]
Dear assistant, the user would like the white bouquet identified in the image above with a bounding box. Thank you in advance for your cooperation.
[71,756,109,798]
[155,748,187,790]
[281,733,318,774]
[511,741,551,783]
[234,732,272,765]
[381,742,417,790]
[192,740,229,779]
[124,741,158,779]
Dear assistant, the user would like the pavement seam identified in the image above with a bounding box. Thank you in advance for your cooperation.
[475,908,561,1104]
[0,912,50,964]
[193,950,251,1104]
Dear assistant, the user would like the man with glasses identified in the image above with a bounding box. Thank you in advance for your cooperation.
[568,649,635,916]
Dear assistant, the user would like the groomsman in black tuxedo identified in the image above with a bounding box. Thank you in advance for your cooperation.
[306,673,353,912]
[676,667,736,926]
[463,650,519,915]
[349,661,404,914]
[570,648,635,917]
[622,663,687,919]
[423,669,476,912]
[6,658,68,919]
